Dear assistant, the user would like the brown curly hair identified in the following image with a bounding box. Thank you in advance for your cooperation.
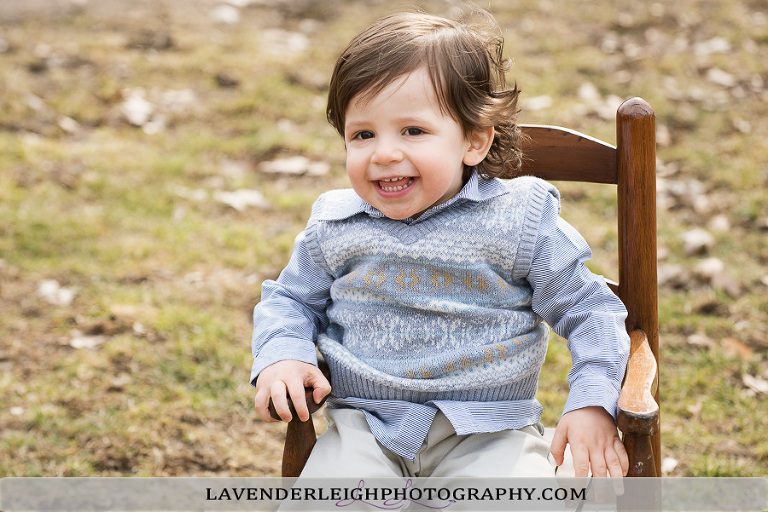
[326,11,523,180]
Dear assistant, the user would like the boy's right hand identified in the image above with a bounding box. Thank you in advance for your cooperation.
[254,360,331,423]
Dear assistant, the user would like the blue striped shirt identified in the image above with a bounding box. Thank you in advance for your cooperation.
[251,172,629,460]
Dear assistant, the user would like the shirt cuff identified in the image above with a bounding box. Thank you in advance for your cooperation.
[250,337,318,387]
[562,376,621,421]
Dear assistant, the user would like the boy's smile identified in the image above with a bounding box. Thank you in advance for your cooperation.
[343,67,492,220]
[378,176,415,193]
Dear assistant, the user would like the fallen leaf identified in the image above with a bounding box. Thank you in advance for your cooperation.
[742,374,768,395]
[522,95,552,111]
[259,29,310,56]
[37,279,75,306]
[732,117,752,133]
[260,156,329,177]
[711,272,742,298]
[213,189,270,211]
[108,374,132,392]
[218,159,251,178]
[694,37,732,56]
[57,116,82,134]
[120,88,154,127]
[69,331,107,350]
[706,68,737,88]
[693,257,724,280]
[686,399,703,421]
[578,83,601,103]
[687,332,715,349]
[658,263,691,289]
[157,89,196,113]
[708,215,731,232]
[721,337,754,361]
[661,457,679,474]
[681,228,715,256]
[210,5,240,24]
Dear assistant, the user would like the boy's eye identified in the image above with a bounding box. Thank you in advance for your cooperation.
[353,131,374,140]
[404,127,424,136]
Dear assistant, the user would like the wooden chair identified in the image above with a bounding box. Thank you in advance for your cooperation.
[270,97,660,478]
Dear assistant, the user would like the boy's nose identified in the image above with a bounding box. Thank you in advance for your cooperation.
[370,138,404,165]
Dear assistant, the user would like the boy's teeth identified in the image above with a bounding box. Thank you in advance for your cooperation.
[379,177,413,191]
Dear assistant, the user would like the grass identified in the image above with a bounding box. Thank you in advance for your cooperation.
[1,0,767,478]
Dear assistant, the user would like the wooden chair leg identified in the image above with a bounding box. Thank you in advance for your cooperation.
[282,417,317,478]
[623,433,657,477]
[618,438,661,512]
[269,385,328,477]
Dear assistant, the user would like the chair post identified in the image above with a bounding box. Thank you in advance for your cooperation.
[282,418,317,477]
[271,387,325,477]
[616,97,660,475]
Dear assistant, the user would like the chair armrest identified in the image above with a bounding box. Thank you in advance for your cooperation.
[617,329,659,436]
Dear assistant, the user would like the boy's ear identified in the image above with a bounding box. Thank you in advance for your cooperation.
[463,127,495,167]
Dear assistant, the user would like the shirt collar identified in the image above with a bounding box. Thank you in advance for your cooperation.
[362,169,509,223]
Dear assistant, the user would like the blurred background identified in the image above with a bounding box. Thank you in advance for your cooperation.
[0,0,766,476]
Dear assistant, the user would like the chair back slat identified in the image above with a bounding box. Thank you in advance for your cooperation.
[519,125,617,184]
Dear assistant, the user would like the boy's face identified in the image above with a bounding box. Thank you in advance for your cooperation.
[343,67,491,220]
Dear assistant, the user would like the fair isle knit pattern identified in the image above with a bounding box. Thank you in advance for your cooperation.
[303,176,555,404]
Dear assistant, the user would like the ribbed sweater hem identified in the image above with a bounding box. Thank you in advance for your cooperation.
[319,335,546,404]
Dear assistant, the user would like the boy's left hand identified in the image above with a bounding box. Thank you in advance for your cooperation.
[550,406,629,478]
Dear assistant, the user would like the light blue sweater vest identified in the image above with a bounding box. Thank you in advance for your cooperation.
[303,177,556,404]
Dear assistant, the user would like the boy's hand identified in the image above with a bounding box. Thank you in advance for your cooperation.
[550,406,629,478]
[254,360,331,423]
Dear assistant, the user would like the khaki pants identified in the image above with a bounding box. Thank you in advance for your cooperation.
[300,407,555,478]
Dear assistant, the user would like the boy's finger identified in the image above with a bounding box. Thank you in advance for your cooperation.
[548,427,567,466]
[286,381,310,422]
[605,444,627,496]
[312,385,330,405]
[608,471,625,497]
[590,453,608,478]
[306,371,332,403]
[570,445,590,478]
[615,437,629,476]
[254,392,277,423]
[605,447,624,476]
[269,381,293,422]
[591,476,621,505]
[606,454,625,479]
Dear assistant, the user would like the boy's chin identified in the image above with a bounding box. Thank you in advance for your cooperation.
[376,203,424,220]
[382,210,414,220]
